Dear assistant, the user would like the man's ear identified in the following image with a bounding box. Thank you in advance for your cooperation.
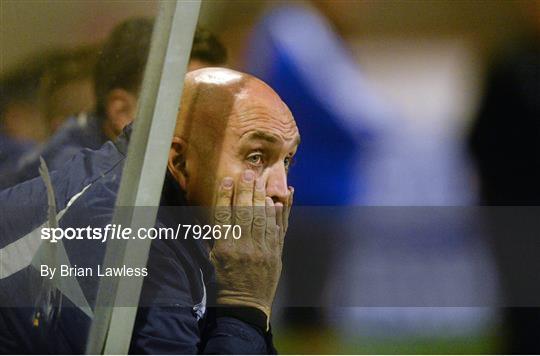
[168,136,189,191]
[104,89,137,139]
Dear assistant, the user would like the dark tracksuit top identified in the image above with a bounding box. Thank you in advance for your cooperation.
[0,124,275,354]
[0,133,35,178]
[0,113,107,190]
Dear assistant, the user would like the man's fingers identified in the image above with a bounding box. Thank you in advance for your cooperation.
[234,170,255,236]
[288,186,294,207]
[265,197,278,248]
[283,186,294,235]
[274,202,285,254]
[275,202,284,235]
[234,170,255,207]
[252,178,266,243]
[214,177,234,224]
[216,177,234,206]
[253,178,266,207]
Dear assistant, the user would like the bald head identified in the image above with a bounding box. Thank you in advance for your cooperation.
[174,68,293,139]
[168,68,299,207]
[174,68,244,144]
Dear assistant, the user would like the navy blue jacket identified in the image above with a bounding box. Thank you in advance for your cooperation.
[0,133,35,176]
[0,113,107,189]
[0,125,275,354]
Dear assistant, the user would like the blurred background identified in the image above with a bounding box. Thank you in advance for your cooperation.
[1,0,539,353]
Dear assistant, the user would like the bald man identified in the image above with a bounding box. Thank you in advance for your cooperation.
[0,68,300,354]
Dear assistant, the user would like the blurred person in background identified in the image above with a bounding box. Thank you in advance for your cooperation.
[245,0,498,353]
[39,45,99,133]
[0,17,227,190]
[0,58,49,174]
[469,1,540,353]
[1,45,98,180]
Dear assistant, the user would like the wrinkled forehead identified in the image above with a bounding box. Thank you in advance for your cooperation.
[229,79,298,138]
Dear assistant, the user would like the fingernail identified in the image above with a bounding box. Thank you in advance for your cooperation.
[256,178,265,190]
[243,170,255,182]
[289,186,294,194]
[222,177,233,189]
[275,202,283,208]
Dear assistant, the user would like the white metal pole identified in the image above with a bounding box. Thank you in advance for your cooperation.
[85,0,201,353]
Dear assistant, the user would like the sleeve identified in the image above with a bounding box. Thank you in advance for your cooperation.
[129,239,276,354]
[131,309,275,355]
[202,314,276,354]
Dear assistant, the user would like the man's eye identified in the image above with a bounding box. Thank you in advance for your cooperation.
[284,156,295,169]
[247,153,263,166]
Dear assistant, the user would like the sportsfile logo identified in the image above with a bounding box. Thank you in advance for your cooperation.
[41,224,242,243]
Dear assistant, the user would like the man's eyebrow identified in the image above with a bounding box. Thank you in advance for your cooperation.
[241,130,301,147]
[243,131,279,143]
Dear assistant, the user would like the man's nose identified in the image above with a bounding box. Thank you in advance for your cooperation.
[265,164,289,205]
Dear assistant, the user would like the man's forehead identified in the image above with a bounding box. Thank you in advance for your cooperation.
[242,129,301,148]
[228,81,298,142]
[236,79,287,109]
[229,107,298,144]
